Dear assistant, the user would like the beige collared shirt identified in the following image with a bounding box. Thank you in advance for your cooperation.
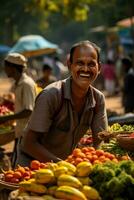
[12,73,36,138]
[27,77,108,159]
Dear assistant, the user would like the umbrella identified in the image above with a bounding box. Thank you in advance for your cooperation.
[117,17,134,27]
[0,45,11,54]
[9,35,58,57]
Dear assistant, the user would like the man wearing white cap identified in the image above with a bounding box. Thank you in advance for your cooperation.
[0,53,37,167]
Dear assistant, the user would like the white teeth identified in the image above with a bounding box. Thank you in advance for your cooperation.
[80,73,90,77]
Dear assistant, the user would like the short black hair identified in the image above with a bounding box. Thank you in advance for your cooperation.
[4,60,24,73]
[122,57,132,67]
[42,64,52,71]
[69,40,101,63]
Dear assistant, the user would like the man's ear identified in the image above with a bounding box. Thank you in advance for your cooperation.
[98,62,101,74]
[67,57,71,70]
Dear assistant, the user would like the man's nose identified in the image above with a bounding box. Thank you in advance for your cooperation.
[83,65,89,71]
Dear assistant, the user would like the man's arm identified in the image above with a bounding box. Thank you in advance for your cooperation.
[0,109,32,124]
[91,93,108,148]
[22,129,61,163]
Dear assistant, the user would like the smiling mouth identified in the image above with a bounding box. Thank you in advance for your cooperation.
[79,73,90,78]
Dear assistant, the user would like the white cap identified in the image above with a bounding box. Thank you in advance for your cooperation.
[5,53,27,68]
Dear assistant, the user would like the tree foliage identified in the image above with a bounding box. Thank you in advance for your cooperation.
[0,0,133,45]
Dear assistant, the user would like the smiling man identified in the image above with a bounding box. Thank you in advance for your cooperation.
[16,40,108,166]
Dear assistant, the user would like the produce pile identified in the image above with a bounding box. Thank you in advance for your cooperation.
[0,105,13,116]
[78,135,93,146]
[3,160,47,183]
[9,160,101,200]
[90,160,134,200]
[108,123,134,133]
[66,147,128,166]
[100,139,134,158]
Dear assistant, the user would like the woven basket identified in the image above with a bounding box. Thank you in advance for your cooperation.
[116,134,134,151]
[0,131,15,146]
[0,174,19,191]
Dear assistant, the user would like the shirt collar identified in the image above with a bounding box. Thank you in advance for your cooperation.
[16,73,27,86]
[63,76,96,109]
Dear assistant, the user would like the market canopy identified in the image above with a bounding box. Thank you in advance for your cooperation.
[0,45,11,54]
[9,35,58,57]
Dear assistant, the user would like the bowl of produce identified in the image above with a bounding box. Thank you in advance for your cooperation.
[116,133,134,152]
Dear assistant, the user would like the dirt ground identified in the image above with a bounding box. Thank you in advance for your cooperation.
[0,78,124,153]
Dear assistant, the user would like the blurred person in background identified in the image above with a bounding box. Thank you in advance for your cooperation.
[0,53,37,167]
[36,64,57,89]
[122,57,134,113]
[102,59,116,96]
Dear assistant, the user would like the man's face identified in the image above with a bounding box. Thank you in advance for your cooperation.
[69,45,101,89]
[43,69,52,79]
[4,65,14,78]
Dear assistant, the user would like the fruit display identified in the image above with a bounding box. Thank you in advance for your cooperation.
[108,123,134,133]
[100,138,134,159]
[14,160,101,200]
[0,105,14,116]
[0,93,15,112]
[78,135,93,146]
[2,160,48,184]
[89,160,134,200]
[66,147,128,166]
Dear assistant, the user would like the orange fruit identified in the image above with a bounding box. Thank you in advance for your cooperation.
[93,160,102,165]
[82,147,89,153]
[86,154,93,162]
[30,160,41,170]
[17,166,25,176]
[14,171,22,179]
[92,155,98,161]
[87,147,95,152]
[75,157,83,165]
[78,152,86,158]
[96,150,104,157]
[5,174,14,182]
[72,148,82,157]
[112,158,118,163]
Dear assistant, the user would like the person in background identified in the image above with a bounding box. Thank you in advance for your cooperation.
[16,40,108,166]
[0,53,37,167]
[102,60,116,96]
[36,64,57,89]
[122,57,134,113]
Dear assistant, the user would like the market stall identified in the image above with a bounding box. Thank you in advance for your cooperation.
[0,122,134,199]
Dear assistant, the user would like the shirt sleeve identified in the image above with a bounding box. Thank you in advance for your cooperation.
[91,93,108,135]
[22,83,36,111]
[27,90,54,133]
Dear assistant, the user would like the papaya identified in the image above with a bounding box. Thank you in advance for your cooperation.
[35,169,55,184]
[58,174,82,189]
[76,161,92,177]
[54,166,68,177]
[77,177,92,186]
[57,161,76,175]
[55,185,87,200]
[82,185,101,200]
[19,179,47,194]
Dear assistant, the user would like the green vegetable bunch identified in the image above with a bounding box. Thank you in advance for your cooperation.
[108,123,134,133]
[100,139,134,158]
[90,161,134,200]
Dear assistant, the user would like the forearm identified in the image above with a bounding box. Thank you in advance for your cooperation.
[23,141,61,163]
[23,130,61,163]
[1,109,32,121]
